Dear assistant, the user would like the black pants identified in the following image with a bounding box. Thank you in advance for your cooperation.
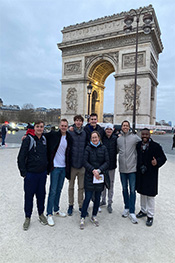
[24,171,47,218]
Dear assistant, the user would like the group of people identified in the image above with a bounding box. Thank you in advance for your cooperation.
[17,113,167,231]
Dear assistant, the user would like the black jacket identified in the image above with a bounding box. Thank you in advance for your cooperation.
[136,139,167,196]
[103,133,118,170]
[84,124,104,144]
[84,143,109,192]
[17,134,47,177]
[68,126,86,169]
[45,130,72,179]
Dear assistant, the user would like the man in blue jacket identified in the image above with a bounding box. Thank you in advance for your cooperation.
[18,120,48,230]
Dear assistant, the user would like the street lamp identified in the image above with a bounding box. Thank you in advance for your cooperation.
[87,81,93,117]
[124,8,152,133]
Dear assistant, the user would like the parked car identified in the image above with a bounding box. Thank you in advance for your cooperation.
[152,129,166,135]
[7,122,19,132]
[16,123,28,130]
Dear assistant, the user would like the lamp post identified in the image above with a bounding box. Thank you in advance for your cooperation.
[87,81,93,117]
[124,8,152,133]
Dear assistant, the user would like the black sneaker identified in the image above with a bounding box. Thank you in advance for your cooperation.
[67,205,73,216]
[100,201,106,206]
[107,204,113,213]
[136,210,147,218]
[146,217,153,227]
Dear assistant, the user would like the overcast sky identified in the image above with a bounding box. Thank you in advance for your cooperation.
[0,0,175,124]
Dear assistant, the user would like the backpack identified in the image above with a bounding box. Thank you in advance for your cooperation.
[28,134,46,152]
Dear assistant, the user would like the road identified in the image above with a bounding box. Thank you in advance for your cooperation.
[5,130,175,155]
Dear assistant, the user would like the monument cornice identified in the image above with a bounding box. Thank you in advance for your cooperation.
[61,5,153,33]
[114,70,158,85]
[58,33,160,58]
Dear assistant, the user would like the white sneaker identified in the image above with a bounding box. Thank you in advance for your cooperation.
[54,210,67,217]
[122,209,129,218]
[98,207,102,213]
[129,213,138,224]
[47,215,55,226]
[80,218,85,230]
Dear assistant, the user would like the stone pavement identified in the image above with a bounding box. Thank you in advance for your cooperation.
[0,146,175,263]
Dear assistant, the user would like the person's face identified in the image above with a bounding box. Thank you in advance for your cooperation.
[34,123,44,137]
[91,133,100,145]
[105,128,113,138]
[74,119,83,129]
[59,121,68,135]
[141,130,150,143]
[121,122,130,134]
[89,116,98,127]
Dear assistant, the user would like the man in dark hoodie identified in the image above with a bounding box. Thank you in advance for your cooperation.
[67,115,86,216]
[84,113,104,143]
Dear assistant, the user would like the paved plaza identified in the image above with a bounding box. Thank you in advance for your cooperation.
[0,145,175,263]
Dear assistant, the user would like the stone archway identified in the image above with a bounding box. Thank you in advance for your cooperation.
[58,5,163,124]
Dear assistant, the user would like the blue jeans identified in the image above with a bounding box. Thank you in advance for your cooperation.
[47,167,66,215]
[120,172,136,214]
[81,191,101,218]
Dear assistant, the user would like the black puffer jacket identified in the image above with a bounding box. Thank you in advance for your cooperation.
[103,133,118,170]
[84,143,109,192]
[68,126,86,169]
[17,135,47,177]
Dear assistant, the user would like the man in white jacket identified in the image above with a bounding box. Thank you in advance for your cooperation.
[117,120,141,224]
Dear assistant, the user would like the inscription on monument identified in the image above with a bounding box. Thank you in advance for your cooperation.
[64,61,82,75]
[122,52,145,69]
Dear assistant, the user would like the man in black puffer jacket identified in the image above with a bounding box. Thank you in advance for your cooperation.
[67,115,86,216]
[101,123,118,213]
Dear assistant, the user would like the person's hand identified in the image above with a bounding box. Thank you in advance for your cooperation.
[22,135,27,141]
[151,157,157,166]
[93,169,100,179]
[69,126,74,132]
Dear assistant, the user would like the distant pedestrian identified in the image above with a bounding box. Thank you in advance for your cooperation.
[80,131,109,230]
[117,120,141,224]
[1,121,8,146]
[17,120,48,231]
[100,123,118,213]
[136,128,167,226]
[172,134,175,150]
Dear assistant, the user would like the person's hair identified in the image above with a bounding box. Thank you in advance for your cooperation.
[91,131,102,143]
[74,115,84,122]
[34,120,44,127]
[142,128,150,132]
[90,113,98,119]
[60,118,68,124]
[121,120,130,128]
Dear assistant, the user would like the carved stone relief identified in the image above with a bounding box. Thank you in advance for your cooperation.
[64,61,82,75]
[85,52,118,71]
[122,52,146,69]
[123,83,141,112]
[61,35,151,57]
[66,88,78,113]
[150,53,157,77]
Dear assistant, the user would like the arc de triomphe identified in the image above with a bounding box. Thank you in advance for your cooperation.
[58,5,163,124]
